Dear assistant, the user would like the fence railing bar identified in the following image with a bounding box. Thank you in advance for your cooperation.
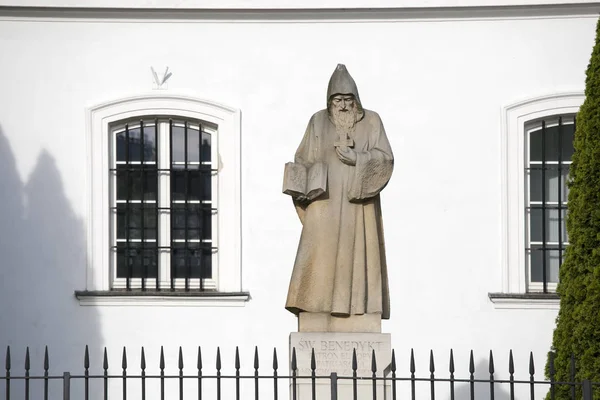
[179,346,184,400]
[330,372,338,400]
[160,346,165,400]
[489,350,495,400]
[352,348,358,400]
[449,349,455,400]
[122,347,128,400]
[102,347,108,400]
[44,346,49,400]
[582,380,593,400]
[235,346,240,400]
[197,346,202,400]
[509,349,515,400]
[529,352,535,400]
[141,347,146,400]
[273,348,278,400]
[84,346,89,400]
[410,348,416,400]
[5,345,10,400]
[291,347,297,400]
[469,350,475,400]
[372,349,378,400]
[570,353,576,400]
[311,348,316,400]
[25,347,30,400]
[63,371,70,400]
[254,346,259,400]
[429,349,435,400]
[549,351,556,400]
[391,349,397,400]
[216,347,221,400]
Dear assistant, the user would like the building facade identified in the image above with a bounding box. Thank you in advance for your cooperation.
[0,1,598,398]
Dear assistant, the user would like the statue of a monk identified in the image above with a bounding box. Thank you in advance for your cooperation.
[284,64,394,327]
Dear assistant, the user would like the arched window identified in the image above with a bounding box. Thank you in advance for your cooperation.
[110,117,216,291]
[490,93,583,309]
[525,115,575,293]
[78,94,247,306]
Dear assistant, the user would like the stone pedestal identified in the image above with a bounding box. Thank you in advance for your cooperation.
[289,332,392,399]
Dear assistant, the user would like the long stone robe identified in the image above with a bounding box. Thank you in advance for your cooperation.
[285,108,394,319]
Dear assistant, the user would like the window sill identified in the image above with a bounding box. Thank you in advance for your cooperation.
[75,290,251,307]
[488,292,560,310]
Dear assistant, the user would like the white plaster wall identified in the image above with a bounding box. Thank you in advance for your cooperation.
[0,10,596,399]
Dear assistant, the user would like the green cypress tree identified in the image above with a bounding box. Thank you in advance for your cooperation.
[546,16,600,400]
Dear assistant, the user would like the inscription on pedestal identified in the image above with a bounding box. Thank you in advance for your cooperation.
[290,333,391,377]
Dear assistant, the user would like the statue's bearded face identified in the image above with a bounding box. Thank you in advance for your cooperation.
[329,94,359,133]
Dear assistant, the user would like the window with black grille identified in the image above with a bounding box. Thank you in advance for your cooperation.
[526,115,575,293]
[110,117,216,291]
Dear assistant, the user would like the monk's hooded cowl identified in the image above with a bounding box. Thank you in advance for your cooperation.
[285,64,394,320]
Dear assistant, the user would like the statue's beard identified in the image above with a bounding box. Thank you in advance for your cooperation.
[331,107,359,134]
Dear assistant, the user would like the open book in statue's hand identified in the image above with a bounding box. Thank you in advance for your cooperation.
[282,161,328,201]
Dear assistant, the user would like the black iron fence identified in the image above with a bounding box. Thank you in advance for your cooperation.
[2,345,598,400]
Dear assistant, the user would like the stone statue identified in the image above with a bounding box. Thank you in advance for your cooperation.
[283,64,394,332]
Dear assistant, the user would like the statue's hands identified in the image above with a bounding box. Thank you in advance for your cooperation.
[336,146,357,166]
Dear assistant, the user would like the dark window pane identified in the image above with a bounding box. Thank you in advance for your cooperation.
[190,169,212,201]
[201,131,211,163]
[116,127,156,163]
[171,125,186,163]
[116,168,128,200]
[529,249,561,284]
[171,204,211,241]
[116,243,158,278]
[530,130,542,162]
[529,167,543,203]
[117,166,157,201]
[562,165,571,201]
[561,125,575,161]
[131,169,157,201]
[529,208,564,243]
[171,123,209,164]
[529,125,573,161]
[172,168,211,202]
[171,169,187,201]
[543,125,560,162]
[530,248,543,282]
[547,250,561,283]
[171,243,212,279]
[127,127,142,162]
[117,204,157,241]
[115,125,157,162]
[545,168,563,203]
[187,127,200,163]
[172,204,193,240]
[562,209,569,243]
[546,209,560,243]
[203,208,212,241]
[528,166,570,204]
[530,208,543,243]
[116,132,127,162]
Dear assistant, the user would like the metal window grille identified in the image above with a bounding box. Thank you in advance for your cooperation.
[109,118,217,291]
[525,115,576,293]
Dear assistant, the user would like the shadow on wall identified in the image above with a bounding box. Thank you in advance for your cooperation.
[447,358,557,400]
[0,125,102,397]
[448,359,511,400]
